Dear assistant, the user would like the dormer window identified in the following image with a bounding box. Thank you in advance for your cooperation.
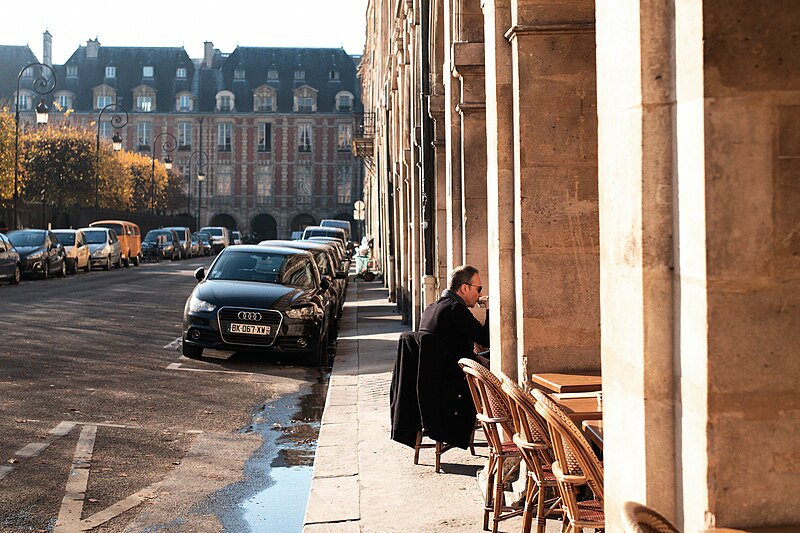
[133,85,157,112]
[267,70,279,81]
[143,66,154,78]
[294,70,305,81]
[93,85,117,110]
[293,85,318,113]
[137,96,153,112]
[234,68,246,80]
[176,67,187,79]
[329,70,340,81]
[253,85,276,112]
[17,93,31,111]
[105,66,116,78]
[176,91,194,112]
[215,91,235,112]
[335,91,353,112]
[55,92,74,110]
[66,66,78,78]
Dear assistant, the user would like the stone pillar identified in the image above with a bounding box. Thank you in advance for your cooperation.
[596,1,676,530]
[444,0,464,274]
[508,0,599,376]
[453,42,489,282]
[482,0,518,380]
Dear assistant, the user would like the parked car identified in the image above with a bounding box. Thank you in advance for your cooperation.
[189,234,202,258]
[260,239,348,328]
[89,220,142,266]
[193,232,213,256]
[52,229,91,274]
[231,230,243,245]
[199,226,231,254]
[306,236,351,273]
[142,229,180,261]
[6,229,67,279]
[181,245,334,366]
[0,232,22,284]
[81,227,122,270]
[162,226,192,259]
[320,219,352,241]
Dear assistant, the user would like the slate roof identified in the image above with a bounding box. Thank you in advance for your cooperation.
[0,45,45,104]
[10,43,364,114]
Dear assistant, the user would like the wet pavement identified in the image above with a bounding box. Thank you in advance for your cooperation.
[200,371,328,532]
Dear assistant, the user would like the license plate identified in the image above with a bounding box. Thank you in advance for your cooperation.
[229,323,270,335]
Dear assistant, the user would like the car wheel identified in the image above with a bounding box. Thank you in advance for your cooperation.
[57,259,66,277]
[123,255,130,267]
[11,264,21,284]
[41,260,49,280]
[84,259,91,273]
[68,258,78,275]
[132,254,140,266]
[104,256,111,271]
[182,341,203,359]
[116,255,123,269]
[305,330,330,367]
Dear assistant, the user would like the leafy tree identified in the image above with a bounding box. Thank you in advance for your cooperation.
[0,109,15,200]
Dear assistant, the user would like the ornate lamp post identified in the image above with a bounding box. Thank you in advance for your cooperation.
[197,170,206,230]
[149,131,177,213]
[95,103,128,220]
[14,62,56,230]
[186,150,208,230]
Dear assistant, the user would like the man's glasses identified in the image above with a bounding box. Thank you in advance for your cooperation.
[465,283,482,294]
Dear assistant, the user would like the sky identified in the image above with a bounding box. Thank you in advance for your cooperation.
[3,0,369,64]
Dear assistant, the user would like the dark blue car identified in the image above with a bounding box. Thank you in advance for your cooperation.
[0,233,22,284]
[6,229,67,279]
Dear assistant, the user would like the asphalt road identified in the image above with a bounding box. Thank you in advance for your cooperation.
[0,256,325,532]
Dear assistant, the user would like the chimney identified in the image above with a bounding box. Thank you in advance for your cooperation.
[86,38,100,59]
[203,41,214,68]
[43,30,52,66]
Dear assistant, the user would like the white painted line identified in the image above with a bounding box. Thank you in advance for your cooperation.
[78,481,163,530]
[164,337,182,350]
[0,466,13,480]
[50,421,77,436]
[71,421,136,429]
[166,362,182,370]
[55,424,97,532]
[15,442,49,458]
[165,363,259,376]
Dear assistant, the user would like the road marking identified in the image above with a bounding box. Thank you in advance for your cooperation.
[15,442,49,458]
[0,466,13,480]
[56,424,97,531]
[166,362,260,376]
[164,337,182,350]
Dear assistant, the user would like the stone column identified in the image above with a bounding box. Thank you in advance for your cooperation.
[443,0,464,274]
[482,0,518,380]
[453,42,489,283]
[508,0,599,376]
[596,1,676,530]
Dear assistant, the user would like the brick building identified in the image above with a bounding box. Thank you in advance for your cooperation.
[5,34,364,239]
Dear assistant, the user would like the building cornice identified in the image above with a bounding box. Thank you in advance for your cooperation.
[504,22,595,42]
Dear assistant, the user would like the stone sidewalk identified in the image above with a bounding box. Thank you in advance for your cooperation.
[303,281,561,532]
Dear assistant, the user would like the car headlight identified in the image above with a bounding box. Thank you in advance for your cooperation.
[188,296,217,313]
[92,248,105,257]
[285,305,322,320]
[27,249,45,261]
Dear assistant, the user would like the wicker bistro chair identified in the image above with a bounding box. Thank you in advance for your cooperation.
[499,374,563,533]
[531,389,605,533]
[620,501,679,533]
[459,358,523,533]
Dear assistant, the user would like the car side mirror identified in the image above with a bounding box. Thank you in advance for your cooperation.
[194,267,205,282]
[319,278,330,291]
[335,270,347,279]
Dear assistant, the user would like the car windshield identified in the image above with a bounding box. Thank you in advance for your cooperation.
[8,231,45,247]
[196,233,210,242]
[93,223,124,236]
[84,230,108,244]
[203,228,223,237]
[144,231,169,243]
[53,232,75,246]
[208,250,316,289]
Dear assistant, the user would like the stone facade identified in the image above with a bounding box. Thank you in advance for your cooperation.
[359,0,800,530]
[4,37,364,238]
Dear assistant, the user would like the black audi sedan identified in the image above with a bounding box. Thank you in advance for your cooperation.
[181,245,334,366]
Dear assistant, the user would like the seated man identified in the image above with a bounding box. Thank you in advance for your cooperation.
[419,265,490,365]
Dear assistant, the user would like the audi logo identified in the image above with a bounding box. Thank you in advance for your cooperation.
[238,311,263,321]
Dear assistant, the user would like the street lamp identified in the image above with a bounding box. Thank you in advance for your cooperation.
[13,62,56,230]
[197,170,206,230]
[149,131,177,213]
[95,103,128,220]
[186,150,208,230]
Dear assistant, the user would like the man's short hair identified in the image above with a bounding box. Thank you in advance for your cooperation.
[449,265,479,292]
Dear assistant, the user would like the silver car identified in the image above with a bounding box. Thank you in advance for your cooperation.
[80,227,122,270]
[52,229,91,274]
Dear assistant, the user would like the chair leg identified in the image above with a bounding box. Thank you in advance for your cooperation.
[483,453,496,531]
[414,431,423,465]
[491,454,506,533]
[535,480,547,533]
[435,441,442,473]
[522,477,537,533]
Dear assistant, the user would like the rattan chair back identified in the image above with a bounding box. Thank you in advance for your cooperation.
[621,501,679,533]
[459,358,514,449]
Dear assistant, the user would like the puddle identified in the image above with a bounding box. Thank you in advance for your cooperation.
[196,370,328,532]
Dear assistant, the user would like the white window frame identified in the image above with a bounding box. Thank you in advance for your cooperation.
[178,122,192,148]
[137,122,152,148]
[18,93,30,111]
[143,66,154,78]
[216,171,232,196]
[136,96,153,112]
[337,123,352,151]
[336,166,353,204]
[329,70,340,81]
[105,66,116,78]
[258,123,272,152]
[178,94,192,112]
[96,94,112,109]
[218,122,232,152]
[234,68,246,79]
[267,70,279,81]
[66,66,78,78]
[298,123,312,153]
[256,166,273,199]
[336,92,353,112]
[176,67,187,79]
[294,70,305,80]
[295,166,312,204]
